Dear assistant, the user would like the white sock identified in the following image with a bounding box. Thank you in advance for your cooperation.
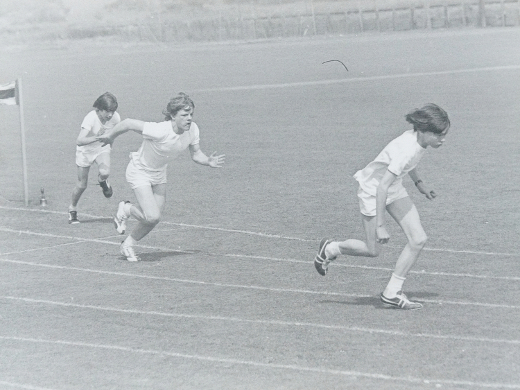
[123,203,132,218]
[69,205,76,212]
[325,242,340,259]
[383,273,406,298]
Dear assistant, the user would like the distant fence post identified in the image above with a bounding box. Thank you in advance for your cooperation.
[358,1,364,32]
[461,0,467,26]
[517,0,520,25]
[500,0,505,26]
[374,0,380,31]
[426,0,432,29]
[478,0,486,26]
[391,3,396,30]
[310,0,317,35]
[444,1,450,27]
[251,0,257,39]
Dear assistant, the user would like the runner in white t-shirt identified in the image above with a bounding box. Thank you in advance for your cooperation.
[314,104,451,310]
[97,93,225,261]
[68,92,120,224]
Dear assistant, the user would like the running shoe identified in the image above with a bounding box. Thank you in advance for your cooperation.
[113,201,128,234]
[314,238,333,276]
[99,179,113,198]
[120,241,139,262]
[68,210,79,224]
[380,291,423,310]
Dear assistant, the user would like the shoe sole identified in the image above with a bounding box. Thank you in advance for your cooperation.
[100,181,113,198]
[69,220,80,225]
[314,238,331,276]
[314,257,328,276]
[380,294,423,310]
[316,238,330,262]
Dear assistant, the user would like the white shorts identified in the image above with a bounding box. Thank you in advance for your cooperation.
[357,186,409,217]
[125,158,167,189]
[76,147,110,168]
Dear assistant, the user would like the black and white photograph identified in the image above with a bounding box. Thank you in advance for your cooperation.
[0,0,519,388]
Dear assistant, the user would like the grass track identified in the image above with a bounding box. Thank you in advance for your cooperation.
[0,28,519,389]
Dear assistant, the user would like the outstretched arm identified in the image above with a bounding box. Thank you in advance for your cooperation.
[96,118,145,146]
[189,144,225,167]
[409,168,436,200]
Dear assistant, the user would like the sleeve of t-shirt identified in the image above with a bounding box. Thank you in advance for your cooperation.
[142,121,170,142]
[80,111,95,131]
[387,146,415,176]
[189,122,200,146]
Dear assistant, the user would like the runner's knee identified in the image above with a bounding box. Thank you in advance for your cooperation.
[76,181,88,190]
[99,164,110,180]
[410,233,428,250]
[366,245,380,257]
[144,212,161,226]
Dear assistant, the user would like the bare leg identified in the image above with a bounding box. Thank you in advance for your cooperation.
[70,166,90,209]
[326,214,380,259]
[95,152,110,182]
[386,197,427,278]
[381,196,427,308]
[127,184,166,242]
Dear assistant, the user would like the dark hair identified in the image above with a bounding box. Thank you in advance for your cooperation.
[93,92,118,112]
[162,92,195,120]
[405,103,450,134]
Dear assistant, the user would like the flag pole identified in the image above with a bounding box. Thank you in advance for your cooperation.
[16,78,29,207]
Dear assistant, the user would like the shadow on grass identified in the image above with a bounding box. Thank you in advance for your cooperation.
[121,250,201,262]
[319,291,439,309]
[79,217,113,224]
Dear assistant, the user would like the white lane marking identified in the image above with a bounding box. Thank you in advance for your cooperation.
[1,335,519,389]
[3,295,520,345]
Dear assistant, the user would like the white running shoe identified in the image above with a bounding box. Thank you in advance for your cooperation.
[120,241,139,262]
[114,201,128,234]
[68,210,80,224]
[380,291,423,310]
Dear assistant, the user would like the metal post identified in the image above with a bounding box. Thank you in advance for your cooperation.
[16,78,29,207]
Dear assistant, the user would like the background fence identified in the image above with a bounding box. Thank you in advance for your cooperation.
[3,0,520,44]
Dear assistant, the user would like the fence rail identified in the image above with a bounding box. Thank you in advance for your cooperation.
[3,0,520,44]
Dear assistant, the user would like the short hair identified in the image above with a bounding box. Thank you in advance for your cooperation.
[405,103,450,134]
[93,92,118,112]
[162,92,195,120]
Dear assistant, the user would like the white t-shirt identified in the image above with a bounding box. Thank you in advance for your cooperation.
[77,110,121,154]
[354,130,426,196]
[131,120,200,171]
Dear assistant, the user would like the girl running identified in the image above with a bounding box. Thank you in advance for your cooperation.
[314,103,451,310]
[69,92,120,224]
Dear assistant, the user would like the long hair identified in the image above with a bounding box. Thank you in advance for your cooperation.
[162,92,195,120]
[405,103,450,134]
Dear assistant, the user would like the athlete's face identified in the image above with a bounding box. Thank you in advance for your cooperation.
[96,109,115,124]
[172,106,193,133]
[420,127,449,149]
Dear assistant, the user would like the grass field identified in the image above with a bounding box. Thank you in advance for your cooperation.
[0,28,520,389]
